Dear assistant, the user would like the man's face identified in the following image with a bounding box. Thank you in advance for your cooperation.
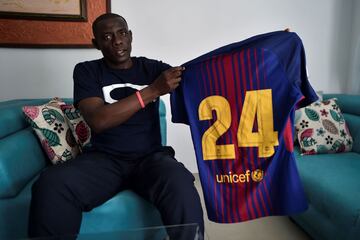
[93,17,133,69]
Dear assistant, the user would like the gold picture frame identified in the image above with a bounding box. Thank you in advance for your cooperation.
[0,0,87,21]
[0,0,111,48]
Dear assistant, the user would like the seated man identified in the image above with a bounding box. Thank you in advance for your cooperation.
[28,13,204,239]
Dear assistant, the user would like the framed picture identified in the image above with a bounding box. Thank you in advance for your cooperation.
[0,0,87,21]
[0,0,111,48]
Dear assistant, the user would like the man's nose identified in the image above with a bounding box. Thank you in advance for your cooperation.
[113,34,123,45]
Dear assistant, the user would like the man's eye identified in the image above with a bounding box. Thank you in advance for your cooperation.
[104,35,111,40]
[120,31,128,37]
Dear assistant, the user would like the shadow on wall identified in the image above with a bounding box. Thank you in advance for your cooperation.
[329,0,354,93]
[348,0,360,94]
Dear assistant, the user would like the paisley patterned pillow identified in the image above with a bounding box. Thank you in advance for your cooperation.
[22,98,80,164]
[295,98,353,155]
[60,104,91,151]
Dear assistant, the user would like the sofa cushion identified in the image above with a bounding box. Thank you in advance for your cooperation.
[295,98,353,155]
[294,147,360,230]
[23,99,80,164]
[80,190,164,234]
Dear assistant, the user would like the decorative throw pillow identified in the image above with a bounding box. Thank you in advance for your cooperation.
[295,98,353,155]
[294,91,323,142]
[22,98,80,164]
[60,104,91,150]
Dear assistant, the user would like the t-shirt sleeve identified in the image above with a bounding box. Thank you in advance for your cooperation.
[170,64,190,125]
[151,59,171,79]
[73,62,103,108]
[157,61,172,74]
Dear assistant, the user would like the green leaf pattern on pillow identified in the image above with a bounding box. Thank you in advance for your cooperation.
[305,108,319,121]
[295,98,353,155]
[40,128,61,147]
[62,107,81,120]
[42,107,65,125]
[329,109,344,123]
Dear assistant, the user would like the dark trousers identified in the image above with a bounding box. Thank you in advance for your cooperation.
[28,146,204,239]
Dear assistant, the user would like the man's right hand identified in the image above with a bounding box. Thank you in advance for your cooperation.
[150,66,184,96]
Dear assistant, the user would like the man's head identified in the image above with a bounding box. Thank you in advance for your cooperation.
[92,13,133,69]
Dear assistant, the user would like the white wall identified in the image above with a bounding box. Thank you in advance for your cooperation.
[0,0,356,172]
[348,0,360,93]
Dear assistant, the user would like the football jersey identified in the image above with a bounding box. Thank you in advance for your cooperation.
[170,31,318,223]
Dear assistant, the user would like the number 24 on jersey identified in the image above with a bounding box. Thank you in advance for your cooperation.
[198,89,279,160]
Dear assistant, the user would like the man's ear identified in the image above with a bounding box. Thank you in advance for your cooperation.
[92,38,100,50]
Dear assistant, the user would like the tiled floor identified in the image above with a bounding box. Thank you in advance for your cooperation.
[193,174,311,240]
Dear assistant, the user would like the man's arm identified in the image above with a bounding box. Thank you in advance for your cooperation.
[78,66,184,134]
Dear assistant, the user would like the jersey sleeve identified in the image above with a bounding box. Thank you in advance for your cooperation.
[288,33,318,107]
[295,43,318,107]
[73,62,103,108]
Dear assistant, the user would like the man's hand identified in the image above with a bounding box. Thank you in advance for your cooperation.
[149,66,184,96]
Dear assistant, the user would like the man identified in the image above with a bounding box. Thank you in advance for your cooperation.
[28,13,204,239]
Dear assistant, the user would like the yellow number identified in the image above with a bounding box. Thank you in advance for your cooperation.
[198,89,279,160]
[237,90,279,157]
[198,96,235,160]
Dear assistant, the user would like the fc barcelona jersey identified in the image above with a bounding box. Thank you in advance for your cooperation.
[170,31,318,223]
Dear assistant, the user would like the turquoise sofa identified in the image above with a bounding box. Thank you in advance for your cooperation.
[0,98,167,239]
[291,94,360,240]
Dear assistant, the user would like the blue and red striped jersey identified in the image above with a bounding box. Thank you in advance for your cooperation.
[170,31,318,223]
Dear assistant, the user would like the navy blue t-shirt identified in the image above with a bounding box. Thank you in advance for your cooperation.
[73,57,170,156]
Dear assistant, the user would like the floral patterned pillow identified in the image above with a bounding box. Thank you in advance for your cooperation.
[60,104,91,151]
[22,98,80,164]
[295,98,353,155]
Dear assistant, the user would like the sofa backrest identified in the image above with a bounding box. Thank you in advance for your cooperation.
[324,94,360,154]
[159,99,167,146]
[0,98,167,199]
[0,99,51,199]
